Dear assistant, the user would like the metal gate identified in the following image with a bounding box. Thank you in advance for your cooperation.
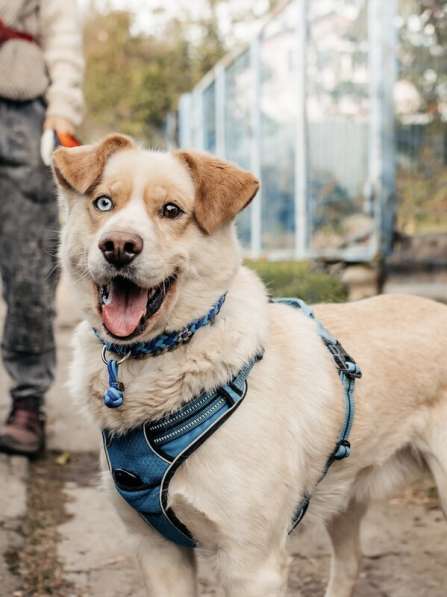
[178,0,398,262]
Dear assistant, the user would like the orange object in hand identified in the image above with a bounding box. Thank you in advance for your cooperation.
[55,131,81,148]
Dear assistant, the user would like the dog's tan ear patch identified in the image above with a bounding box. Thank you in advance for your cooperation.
[174,150,259,234]
[52,133,135,195]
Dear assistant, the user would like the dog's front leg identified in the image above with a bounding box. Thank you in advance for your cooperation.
[106,481,198,597]
[135,531,197,597]
[217,544,289,597]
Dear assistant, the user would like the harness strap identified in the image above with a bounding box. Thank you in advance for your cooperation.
[146,353,261,448]
[273,298,361,531]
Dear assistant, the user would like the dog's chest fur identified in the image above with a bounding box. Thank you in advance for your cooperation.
[69,269,273,431]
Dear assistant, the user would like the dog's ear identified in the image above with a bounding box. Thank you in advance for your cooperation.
[174,150,259,234]
[52,133,135,195]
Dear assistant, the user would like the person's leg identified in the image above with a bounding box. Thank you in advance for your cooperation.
[0,97,59,455]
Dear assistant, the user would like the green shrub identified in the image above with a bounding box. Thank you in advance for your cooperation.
[245,260,347,304]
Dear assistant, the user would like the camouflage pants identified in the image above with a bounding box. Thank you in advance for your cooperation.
[0,98,59,406]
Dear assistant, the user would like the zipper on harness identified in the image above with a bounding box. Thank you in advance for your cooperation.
[153,397,227,445]
[149,390,219,433]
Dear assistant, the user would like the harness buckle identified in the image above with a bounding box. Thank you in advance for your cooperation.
[219,381,247,404]
[325,341,362,379]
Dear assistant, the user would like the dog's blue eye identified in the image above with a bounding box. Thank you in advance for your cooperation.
[161,203,183,219]
[94,196,114,212]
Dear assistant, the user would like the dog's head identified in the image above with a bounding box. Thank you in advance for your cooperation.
[53,133,259,343]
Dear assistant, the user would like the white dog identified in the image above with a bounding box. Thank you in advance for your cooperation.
[53,133,447,597]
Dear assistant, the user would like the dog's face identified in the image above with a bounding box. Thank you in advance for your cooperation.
[53,134,259,342]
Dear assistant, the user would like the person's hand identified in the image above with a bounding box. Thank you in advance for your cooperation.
[43,116,75,135]
[41,116,79,166]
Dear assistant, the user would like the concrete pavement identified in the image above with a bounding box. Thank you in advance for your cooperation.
[0,284,446,596]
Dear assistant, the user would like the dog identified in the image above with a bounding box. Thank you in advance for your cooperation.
[52,133,447,597]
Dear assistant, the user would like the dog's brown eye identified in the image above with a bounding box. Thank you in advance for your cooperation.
[161,203,183,219]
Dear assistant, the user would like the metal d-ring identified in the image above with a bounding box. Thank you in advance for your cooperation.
[101,345,132,365]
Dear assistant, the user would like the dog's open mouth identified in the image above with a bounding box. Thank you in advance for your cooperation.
[98,274,177,339]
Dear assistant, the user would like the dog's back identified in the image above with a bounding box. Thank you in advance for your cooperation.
[314,293,447,410]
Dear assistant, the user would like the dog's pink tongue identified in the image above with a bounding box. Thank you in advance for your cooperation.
[102,285,148,338]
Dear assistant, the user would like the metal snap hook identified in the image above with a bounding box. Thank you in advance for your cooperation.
[101,345,132,365]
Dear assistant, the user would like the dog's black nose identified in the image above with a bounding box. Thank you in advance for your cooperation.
[99,231,143,268]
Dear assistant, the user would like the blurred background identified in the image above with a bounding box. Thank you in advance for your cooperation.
[77,0,447,303]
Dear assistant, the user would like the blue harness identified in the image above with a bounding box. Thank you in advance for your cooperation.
[99,297,361,547]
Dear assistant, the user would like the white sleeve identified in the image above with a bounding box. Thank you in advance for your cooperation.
[39,0,85,127]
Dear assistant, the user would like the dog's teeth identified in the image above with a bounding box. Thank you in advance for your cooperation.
[100,285,111,305]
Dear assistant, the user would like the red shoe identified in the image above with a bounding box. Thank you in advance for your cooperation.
[0,402,45,457]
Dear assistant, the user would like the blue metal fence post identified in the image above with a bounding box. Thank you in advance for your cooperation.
[178,93,192,148]
[369,0,397,258]
[295,0,308,259]
[250,35,262,259]
[215,64,226,159]
[192,87,205,150]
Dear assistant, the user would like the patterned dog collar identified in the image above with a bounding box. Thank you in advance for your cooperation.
[95,293,227,359]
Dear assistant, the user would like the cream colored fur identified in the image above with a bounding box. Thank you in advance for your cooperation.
[55,139,447,597]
